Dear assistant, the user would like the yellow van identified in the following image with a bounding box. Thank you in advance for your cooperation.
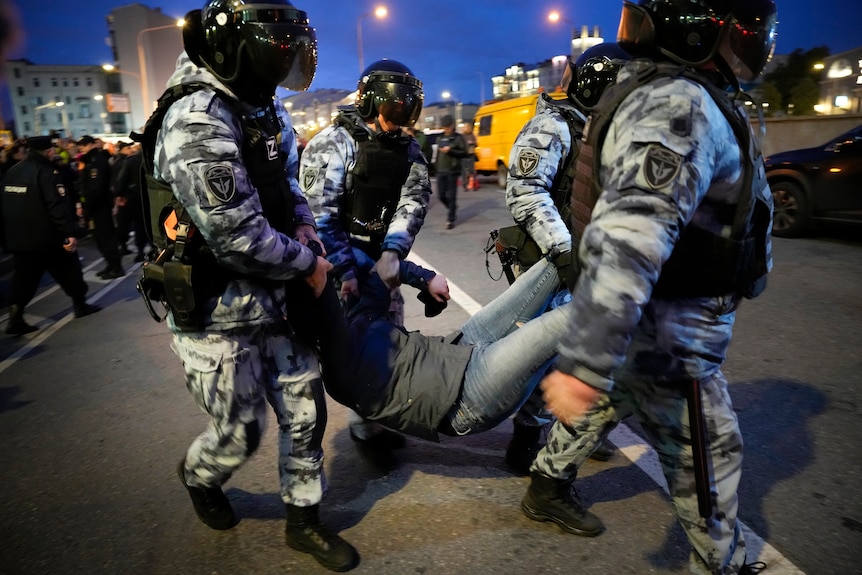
[473,91,567,187]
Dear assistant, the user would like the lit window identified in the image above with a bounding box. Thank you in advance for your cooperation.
[835,95,850,108]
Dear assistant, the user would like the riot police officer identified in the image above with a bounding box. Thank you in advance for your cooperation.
[300,58,431,465]
[1,136,101,335]
[150,1,358,571]
[502,43,630,474]
[521,2,776,573]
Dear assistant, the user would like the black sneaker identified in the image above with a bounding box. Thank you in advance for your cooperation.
[5,318,38,335]
[177,460,238,530]
[349,428,406,470]
[740,561,767,574]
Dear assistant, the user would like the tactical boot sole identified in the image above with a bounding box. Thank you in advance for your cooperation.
[286,531,360,572]
[520,497,605,537]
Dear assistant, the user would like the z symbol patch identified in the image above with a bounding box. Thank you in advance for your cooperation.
[642,144,682,190]
[205,164,236,203]
[301,168,317,192]
[516,148,540,176]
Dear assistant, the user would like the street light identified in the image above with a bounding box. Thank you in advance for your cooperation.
[33,101,64,136]
[137,19,185,116]
[356,6,387,74]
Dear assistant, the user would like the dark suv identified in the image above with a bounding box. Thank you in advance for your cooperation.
[765,124,862,237]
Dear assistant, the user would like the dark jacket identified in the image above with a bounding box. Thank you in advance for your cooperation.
[77,148,113,209]
[434,131,468,174]
[323,261,471,441]
[1,150,80,251]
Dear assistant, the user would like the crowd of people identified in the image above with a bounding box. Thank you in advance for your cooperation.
[3,0,780,573]
[0,132,150,333]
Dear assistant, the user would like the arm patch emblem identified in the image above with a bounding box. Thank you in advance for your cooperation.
[204,164,236,203]
[642,144,682,190]
[301,168,317,192]
[516,148,540,176]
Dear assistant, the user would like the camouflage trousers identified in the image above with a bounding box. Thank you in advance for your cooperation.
[531,370,747,575]
[172,323,328,506]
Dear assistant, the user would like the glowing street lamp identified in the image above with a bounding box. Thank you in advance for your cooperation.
[357,6,388,73]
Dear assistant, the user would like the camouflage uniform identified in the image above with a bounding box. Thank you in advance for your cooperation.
[300,110,430,438]
[506,96,587,428]
[532,62,773,574]
[299,114,430,323]
[156,53,327,506]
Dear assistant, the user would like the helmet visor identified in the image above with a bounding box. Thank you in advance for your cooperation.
[727,3,778,81]
[237,5,318,91]
[373,81,424,127]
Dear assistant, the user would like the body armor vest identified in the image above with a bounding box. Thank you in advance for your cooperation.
[334,108,410,247]
[133,83,297,254]
[571,61,770,299]
[538,94,585,232]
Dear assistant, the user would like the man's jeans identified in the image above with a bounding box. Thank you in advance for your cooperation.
[445,259,571,434]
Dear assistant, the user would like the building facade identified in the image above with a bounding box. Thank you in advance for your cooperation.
[816,48,862,115]
[5,62,118,138]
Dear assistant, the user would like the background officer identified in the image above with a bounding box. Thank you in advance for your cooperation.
[521,2,777,574]
[502,43,630,474]
[155,1,358,571]
[300,59,430,466]
[76,135,125,280]
[1,136,100,335]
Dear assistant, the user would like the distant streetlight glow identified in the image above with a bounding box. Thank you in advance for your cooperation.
[357,6,388,73]
[441,91,451,99]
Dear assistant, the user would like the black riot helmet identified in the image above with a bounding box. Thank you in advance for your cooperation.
[561,42,631,112]
[355,59,424,128]
[617,0,777,82]
[190,0,318,92]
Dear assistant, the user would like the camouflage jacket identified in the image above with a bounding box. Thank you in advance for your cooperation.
[506,95,586,254]
[153,52,318,331]
[300,113,431,283]
[556,62,773,392]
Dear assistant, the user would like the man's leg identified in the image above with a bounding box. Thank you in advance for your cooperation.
[629,371,747,575]
[5,252,43,334]
[521,391,627,537]
[43,247,100,318]
[174,330,267,531]
[267,328,359,572]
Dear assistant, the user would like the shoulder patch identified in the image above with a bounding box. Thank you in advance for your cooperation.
[516,148,540,176]
[642,144,682,190]
[301,167,317,192]
[204,164,236,203]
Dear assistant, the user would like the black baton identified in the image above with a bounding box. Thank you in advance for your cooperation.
[686,378,713,518]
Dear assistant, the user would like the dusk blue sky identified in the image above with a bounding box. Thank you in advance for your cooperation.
[9,0,862,106]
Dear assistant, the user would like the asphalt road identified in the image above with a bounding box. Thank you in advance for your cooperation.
[1,179,860,575]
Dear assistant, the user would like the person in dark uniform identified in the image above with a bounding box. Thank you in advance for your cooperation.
[76,135,125,279]
[112,142,147,262]
[434,114,468,228]
[1,136,101,335]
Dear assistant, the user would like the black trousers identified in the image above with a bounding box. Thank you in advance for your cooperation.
[115,198,147,254]
[9,247,88,308]
[89,203,121,267]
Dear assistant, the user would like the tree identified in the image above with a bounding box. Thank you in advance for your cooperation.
[760,46,831,115]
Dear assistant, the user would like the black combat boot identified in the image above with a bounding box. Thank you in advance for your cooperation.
[589,438,618,462]
[740,560,767,574]
[5,305,37,335]
[521,471,605,537]
[505,421,542,475]
[285,504,359,572]
[177,460,238,530]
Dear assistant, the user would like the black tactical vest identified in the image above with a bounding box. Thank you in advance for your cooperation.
[571,61,770,299]
[133,83,296,254]
[334,108,410,245]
